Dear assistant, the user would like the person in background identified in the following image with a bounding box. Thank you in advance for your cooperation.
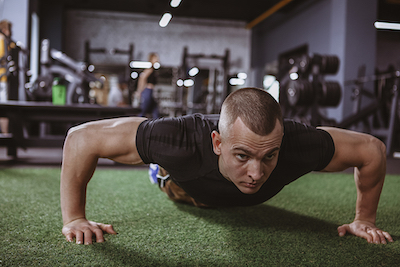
[0,19,11,134]
[136,52,160,118]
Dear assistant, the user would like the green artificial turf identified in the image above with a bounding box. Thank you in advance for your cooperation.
[0,167,399,266]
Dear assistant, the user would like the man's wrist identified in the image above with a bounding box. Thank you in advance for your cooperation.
[62,215,86,226]
[354,214,376,225]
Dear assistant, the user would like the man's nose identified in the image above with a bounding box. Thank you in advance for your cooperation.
[248,160,264,181]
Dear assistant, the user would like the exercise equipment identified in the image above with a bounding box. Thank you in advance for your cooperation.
[166,46,230,116]
[285,54,341,107]
[26,39,102,104]
[284,61,400,155]
[286,79,341,107]
[84,40,135,105]
[84,40,134,66]
[279,52,342,126]
[338,66,400,155]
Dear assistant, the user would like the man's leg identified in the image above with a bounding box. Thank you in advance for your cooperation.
[139,88,152,117]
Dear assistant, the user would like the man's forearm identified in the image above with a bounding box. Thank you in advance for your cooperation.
[60,174,88,225]
[60,128,98,225]
[353,140,386,223]
[60,167,96,225]
[354,170,385,223]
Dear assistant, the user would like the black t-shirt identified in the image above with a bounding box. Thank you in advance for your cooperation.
[136,114,335,207]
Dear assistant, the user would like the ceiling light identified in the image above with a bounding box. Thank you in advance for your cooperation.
[184,79,194,87]
[131,72,139,79]
[374,21,400,30]
[88,65,95,72]
[170,0,182,8]
[159,13,172,28]
[237,72,247,79]
[229,78,245,86]
[263,75,276,88]
[129,61,152,68]
[188,67,199,77]
[153,62,161,69]
[289,72,299,80]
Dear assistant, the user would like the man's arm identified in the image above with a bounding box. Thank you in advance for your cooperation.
[318,127,393,244]
[60,117,147,245]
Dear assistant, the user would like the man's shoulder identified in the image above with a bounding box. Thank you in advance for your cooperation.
[137,114,218,181]
[282,119,315,135]
[144,113,218,132]
[279,119,335,170]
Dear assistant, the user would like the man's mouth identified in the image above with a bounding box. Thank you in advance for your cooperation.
[243,182,258,188]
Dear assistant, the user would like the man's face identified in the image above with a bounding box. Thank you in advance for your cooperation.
[212,117,283,194]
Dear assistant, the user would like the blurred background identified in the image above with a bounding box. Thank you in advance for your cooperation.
[1,0,400,165]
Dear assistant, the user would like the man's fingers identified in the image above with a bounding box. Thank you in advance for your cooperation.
[337,224,348,237]
[65,233,74,242]
[338,224,372,243]
[376,230,389,244]
[62,220,117,245]
[93,228,105,243]
[383,231,394,243]
[369,229,394,244]
[338,222,393,244]
[97,223,117,235]
[368,229,382,244]
[84,229,93,245]
[355,228,373,243]
[76,231,84,244]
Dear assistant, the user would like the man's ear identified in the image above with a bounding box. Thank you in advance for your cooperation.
[211,130,222,156]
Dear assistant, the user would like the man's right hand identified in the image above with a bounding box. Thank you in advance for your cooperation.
[62,218,117,245]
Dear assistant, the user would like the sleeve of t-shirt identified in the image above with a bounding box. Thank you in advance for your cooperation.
[136,115,213,178]
[278,120,335,173]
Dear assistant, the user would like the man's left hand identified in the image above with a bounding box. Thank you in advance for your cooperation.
[338,220,393,244]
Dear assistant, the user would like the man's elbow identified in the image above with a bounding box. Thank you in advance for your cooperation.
[369,136,386,159]
[63,123,93,153]
[359,136,387,178]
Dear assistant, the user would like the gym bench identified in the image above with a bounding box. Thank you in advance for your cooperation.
[0,101,140,158]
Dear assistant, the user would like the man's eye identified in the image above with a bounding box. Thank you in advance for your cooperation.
[236,154,248,161]
[265,154,276,161]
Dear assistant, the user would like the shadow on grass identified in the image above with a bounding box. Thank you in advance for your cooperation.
[88,244,167,267]
[85,204,339,266]
[176,202,336,233]
[173,203,399,265]
[84,203,399,266]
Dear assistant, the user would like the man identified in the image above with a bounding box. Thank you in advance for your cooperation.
[61,87,393,245]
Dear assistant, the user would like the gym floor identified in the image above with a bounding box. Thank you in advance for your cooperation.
[1,147,399,174]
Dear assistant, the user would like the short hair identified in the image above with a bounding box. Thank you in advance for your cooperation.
[219,87,283,136]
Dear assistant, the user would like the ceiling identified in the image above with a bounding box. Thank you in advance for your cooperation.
[378,0,400,21]
[51,0,400,26]
[58,0,316,25]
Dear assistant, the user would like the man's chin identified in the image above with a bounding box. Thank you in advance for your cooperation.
[238,184,261,194]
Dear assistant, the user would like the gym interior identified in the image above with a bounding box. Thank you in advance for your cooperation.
[1,0,400,265]
[1,0,400,166]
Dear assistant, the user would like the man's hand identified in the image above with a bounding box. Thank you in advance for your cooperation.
[62,218,117,245]
[338,220,393,244]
